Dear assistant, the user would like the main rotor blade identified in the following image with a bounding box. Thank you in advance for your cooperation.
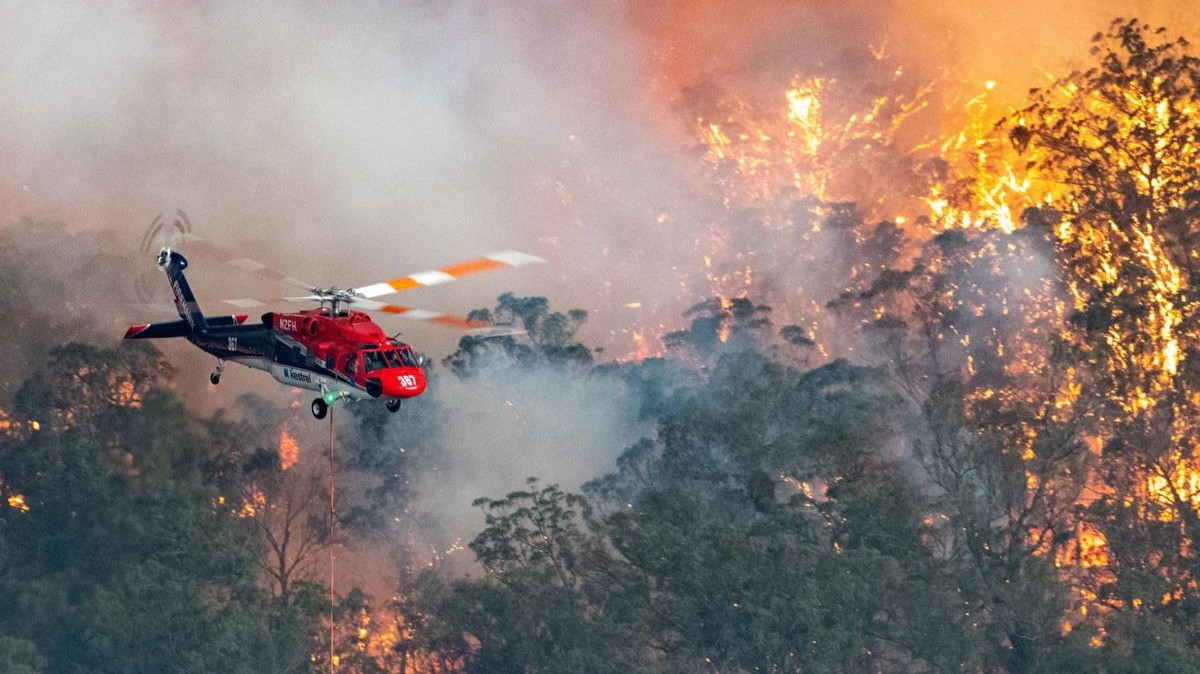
[224,293,336,308]
[352,250,545,299]
[222,297,275,308]
[353,298,487,329]
[173,234,317,292]
[218,295,485,329]
[217,250,544,312]
[223,294,342,308]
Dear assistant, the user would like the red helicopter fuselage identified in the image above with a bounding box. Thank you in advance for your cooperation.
[125,250,426,419]
[269,308,427,400]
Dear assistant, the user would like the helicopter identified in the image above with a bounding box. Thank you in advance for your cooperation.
[124,243,543,419]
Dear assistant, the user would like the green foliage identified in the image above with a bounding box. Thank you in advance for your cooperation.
[662,296,773,355]
[0,342,316,673]
[426,332,985,672]
[0,637,46,674]
[407,480,639,674]
[445,293,593,377]
[14,341,172,435]
[1101,615,1200,674]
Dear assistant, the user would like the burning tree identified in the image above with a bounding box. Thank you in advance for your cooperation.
[820,17,1200,659]
[1012,19,1200,641]
[833,224,1094,669]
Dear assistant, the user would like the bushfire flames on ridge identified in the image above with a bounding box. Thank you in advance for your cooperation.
[623,17,1200,647]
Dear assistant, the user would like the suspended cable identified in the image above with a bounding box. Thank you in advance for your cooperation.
[328,405,336,674]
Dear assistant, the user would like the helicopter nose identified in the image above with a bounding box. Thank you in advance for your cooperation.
[382,367,426,398]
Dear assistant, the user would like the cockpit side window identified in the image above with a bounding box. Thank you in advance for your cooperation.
[344,352,358,376]
[363,350,389,373]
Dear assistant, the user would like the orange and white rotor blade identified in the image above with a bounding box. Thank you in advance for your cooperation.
[353,298,487,329]
[351,250,544,299]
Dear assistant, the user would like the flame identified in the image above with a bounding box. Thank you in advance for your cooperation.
[236,485,267,518]
[695,73,932,211]
[1145,454,1200,522]
[114,380,142,408]
[717,296,733,343]
[6,494,29,513]
[0,408,40,439]
[785,78,825,155]
[1062,523,1110,569]
[279,429,299,471]
[355,608,371,650]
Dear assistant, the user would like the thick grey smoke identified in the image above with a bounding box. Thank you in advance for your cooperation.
[0,3,697,357]
[411,361,643,560]
[1,2,1195,355]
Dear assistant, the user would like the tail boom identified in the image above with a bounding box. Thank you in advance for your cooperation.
[159,250,207,332]
[124,314,248,340]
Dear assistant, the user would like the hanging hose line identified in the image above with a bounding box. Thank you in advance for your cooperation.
[328,405,336,674]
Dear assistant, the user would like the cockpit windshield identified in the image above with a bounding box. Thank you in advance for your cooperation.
[361,347,419,372]
[398,348,418,367]
[362,348,416,371]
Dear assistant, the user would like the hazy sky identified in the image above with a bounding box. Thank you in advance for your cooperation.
[3,2,1194,357]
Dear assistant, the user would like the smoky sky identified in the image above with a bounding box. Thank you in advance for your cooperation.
[2,1,1196,356]
[0,2,684,357]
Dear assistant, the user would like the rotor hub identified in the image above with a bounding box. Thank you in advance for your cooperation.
[310,287,360,314]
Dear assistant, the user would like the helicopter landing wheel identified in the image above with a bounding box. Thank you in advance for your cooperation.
[210,371,221,385]
[311,398,328,420]
[386,398,402,413]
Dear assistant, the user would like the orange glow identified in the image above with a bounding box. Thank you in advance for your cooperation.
[114,380,142,408]
[1069,524,1110,569]
[355,609,371,651]
[507,18,1200,666]
[1145,454,1200,522]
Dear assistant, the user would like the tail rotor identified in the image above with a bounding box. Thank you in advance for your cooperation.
[135,210,193,304]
